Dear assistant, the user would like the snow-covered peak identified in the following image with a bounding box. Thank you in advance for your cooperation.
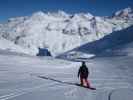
[113,7,133,19]
[32,11,46,17]
[70,13,94,21]
[57,10,70,18]
[86,13,94,19]
[123,7,132,13]
[46,10,70,19]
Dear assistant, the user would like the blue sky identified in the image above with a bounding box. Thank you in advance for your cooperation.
[0,0,132,22]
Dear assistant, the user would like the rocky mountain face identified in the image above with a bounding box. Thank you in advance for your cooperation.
[0,7,133,56]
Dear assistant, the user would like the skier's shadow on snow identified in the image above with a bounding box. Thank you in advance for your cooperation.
[38,76,77,85]
[37,75,96,90]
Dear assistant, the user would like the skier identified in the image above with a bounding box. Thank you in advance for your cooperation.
[78,61,91,88]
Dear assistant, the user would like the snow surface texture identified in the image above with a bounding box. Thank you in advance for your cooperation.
[0,50,133,100]
[109,88,133,100]
[0,7,133,56]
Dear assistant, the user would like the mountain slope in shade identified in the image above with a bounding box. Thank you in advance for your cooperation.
[58,25,133,59]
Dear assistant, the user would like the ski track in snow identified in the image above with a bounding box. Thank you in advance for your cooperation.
[0,54,133,100]
[0,82,58,100]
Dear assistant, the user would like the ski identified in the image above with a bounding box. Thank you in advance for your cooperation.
[75,83,96,90]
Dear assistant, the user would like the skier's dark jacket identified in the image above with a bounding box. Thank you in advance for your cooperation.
[78,64,89,79]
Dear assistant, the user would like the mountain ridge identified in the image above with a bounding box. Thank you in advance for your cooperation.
[0,7,133,56]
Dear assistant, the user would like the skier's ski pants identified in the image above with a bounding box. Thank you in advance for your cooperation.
[80,77,90,87]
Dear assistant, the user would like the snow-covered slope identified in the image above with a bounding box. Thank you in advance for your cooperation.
[0,48,133,100]
[0,7,133,56]
[58,25,133,59]
[0,37,35,54]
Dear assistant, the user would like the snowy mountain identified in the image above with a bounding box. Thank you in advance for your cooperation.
[0,7,133,56]
[58,25,133,59]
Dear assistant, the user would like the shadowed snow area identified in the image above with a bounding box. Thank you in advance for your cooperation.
[0,51,133,100]
[76,25,133,55]
[58,25,133,59]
